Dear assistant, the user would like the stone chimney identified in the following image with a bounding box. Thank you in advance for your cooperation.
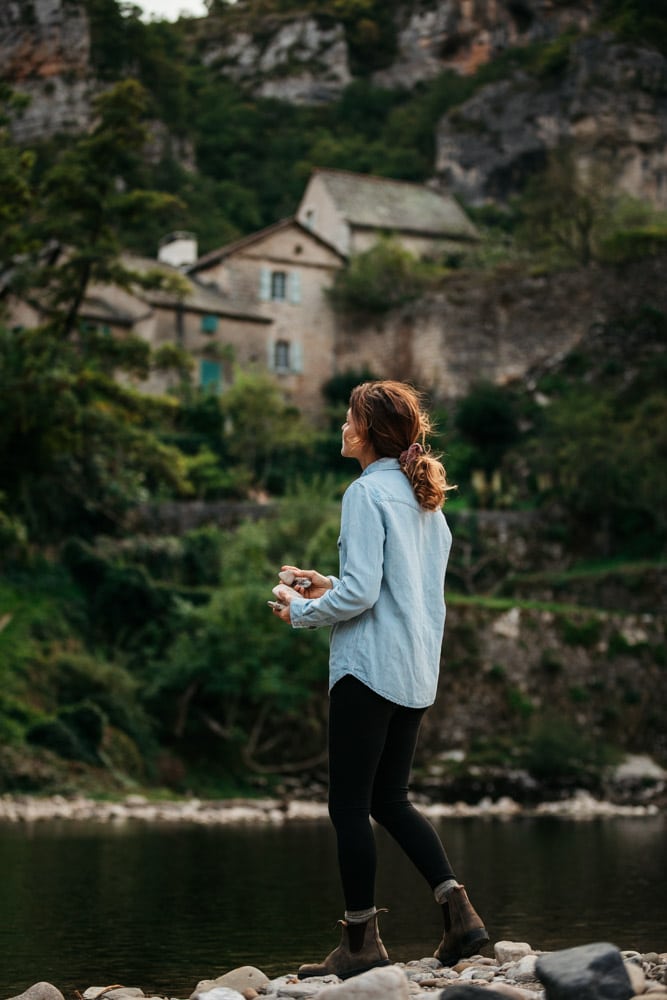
[158,231,198,269]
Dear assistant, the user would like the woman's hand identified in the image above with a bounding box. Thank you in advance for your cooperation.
[271,595,293,623]
[280,565,333,600]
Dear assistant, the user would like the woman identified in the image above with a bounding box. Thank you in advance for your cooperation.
[272,380,488,980]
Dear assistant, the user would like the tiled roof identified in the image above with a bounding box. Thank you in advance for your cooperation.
[313,169,479,240]
[121,254,270,323]
[189,217,345,273]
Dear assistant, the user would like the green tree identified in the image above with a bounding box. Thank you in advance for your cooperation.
[0,322,191,539]
[529,388,667,553]
[146,514,332,777]
[12,79,184,337]
[517,144,618,266]
[221,369,316,488]
[454,382,520,477]
[0,81,196,539]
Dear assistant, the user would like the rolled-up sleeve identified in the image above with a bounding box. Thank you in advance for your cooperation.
[290,483,384,629]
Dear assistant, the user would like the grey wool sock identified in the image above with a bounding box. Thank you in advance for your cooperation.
[345,906,377,924]
[433,879,460,904]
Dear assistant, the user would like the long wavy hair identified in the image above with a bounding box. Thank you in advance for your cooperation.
[349,380,452,511]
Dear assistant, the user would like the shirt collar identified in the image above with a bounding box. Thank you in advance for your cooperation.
[360,457,401,477]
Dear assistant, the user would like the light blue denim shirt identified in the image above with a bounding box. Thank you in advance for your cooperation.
[289,457,452,708]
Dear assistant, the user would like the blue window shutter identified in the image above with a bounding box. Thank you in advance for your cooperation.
[267,339,275,370]
[288,270,301,304]
[291,342,303,373]
[201,314,218,334]
[200,359,222,392]
[259,267,271,302]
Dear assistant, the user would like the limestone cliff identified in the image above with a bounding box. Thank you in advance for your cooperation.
[0,0,93,143]
[435,32,667,208]
[2,0,666,210]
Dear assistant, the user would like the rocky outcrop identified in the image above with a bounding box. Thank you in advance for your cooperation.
[200,14,351,105]
[435,33,667,207]
[0,0,93,142]
[372,0,602,88]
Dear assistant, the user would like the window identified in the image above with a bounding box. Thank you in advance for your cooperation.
[201,314,218,334]
[259,268,301,304]
[270,340,303,374]
[274,340,290,372]
[271,271,287,301]
[200,359,222,393]
[304,209,315,230]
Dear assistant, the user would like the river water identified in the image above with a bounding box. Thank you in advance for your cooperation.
[1,813,666,996]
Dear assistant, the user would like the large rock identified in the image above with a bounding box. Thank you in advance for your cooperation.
[317,965,409,998]
[536,942,634,1000]
[191,967,269,998]
[7,986,65,1000]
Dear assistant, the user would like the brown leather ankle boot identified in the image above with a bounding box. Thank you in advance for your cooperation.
[298,909,391,980]
[434,885,489,967]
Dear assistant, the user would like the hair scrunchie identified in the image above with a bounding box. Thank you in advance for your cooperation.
[399,442,425,466]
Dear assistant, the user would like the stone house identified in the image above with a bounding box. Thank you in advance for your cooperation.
[296,168,479,259]
[4,249,271,399]
[4,171,479,417]
[187,216,345,416]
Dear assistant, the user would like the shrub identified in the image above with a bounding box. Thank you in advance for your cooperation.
[522,716,618,782]
[328,237,444,317]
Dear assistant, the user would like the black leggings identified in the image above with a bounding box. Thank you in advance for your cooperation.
[328,674,455,911]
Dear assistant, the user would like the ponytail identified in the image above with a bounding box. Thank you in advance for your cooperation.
[350,380,454,511]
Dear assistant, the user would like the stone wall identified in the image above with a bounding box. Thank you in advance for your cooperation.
[417,597,667,797]
[333,254,667,401]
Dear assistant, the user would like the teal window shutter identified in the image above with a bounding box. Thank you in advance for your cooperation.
[201,314,218,334]
[200,359,222,392]
[259,267,271,301]
[291,342,303,373]
[288,270,301,304]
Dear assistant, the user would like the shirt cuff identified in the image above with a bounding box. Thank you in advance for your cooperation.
[289,597,317,629]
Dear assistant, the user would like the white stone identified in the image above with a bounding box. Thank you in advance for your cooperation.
[506,954,539,982]
[192,990,244,1000]
[495,941,534,964]
[624,961,647,994]
[9,986,66,1000]
[614,755,667,783]
[492,607,521,639]
[277,984,329,998]
[317,965,409,998]
[192,967,269,997]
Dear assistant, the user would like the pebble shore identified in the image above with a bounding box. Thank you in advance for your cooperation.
[8,942,667,1000]
[0,789,660,825]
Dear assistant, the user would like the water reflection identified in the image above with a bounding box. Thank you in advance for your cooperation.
[0,815,665,996]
